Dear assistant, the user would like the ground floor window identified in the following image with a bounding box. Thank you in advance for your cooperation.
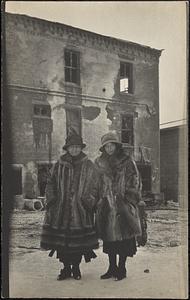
[121,114,134,145]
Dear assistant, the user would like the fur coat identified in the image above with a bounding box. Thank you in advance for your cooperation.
[95,150,142,242]
[40,152,99,252]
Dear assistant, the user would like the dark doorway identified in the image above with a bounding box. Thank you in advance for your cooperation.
[12,167,22,195]
[37,163,52,197]
[137,163,151,192]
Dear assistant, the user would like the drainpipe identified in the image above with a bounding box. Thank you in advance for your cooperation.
[48,133,52,165]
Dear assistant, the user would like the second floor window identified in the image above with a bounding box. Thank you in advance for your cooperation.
[64,49,80,84]
[120,62,133,94]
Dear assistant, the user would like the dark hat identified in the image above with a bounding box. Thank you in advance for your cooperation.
[62,134,86,150]
[99,131,122,152]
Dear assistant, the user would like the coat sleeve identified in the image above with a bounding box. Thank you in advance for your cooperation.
[124,159,142,206]
[45,162,58,208]
[81,161,100,213]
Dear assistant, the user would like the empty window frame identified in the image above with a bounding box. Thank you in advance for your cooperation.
[120,62,133,94]
[121,114,134,145]
[65,49,80,84]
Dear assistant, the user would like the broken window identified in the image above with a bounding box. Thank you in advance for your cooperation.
[121,114,134,145]
[66,108,81,136]
[120,62,133,94]
[65,49,80,84]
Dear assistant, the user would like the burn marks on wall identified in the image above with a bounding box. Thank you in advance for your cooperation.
[82,106,100,121]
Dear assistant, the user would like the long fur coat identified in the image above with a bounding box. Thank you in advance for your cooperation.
[95,150,142,242]
[40,152,99,252]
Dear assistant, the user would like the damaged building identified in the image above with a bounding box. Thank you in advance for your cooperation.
[5,13,162,202]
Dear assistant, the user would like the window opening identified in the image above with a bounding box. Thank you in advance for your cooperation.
[33,104,51,117]
[120,62,133,94]
[121,114,134,145]
[65,49,80,84]
[33,104,53,150]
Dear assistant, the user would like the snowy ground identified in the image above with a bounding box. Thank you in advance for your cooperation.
[8,208,188,298]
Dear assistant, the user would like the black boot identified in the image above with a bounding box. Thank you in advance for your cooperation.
[115,255,127,281]
[72,264,81,280]
[71,254,82,280]
[101,254,117,279]
[57,264,72,280]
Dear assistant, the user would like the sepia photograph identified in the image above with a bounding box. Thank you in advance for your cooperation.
[2,1,188,298]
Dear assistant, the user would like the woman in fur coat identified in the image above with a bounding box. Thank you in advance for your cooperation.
[41,133,99,280]
[95,132,142,281]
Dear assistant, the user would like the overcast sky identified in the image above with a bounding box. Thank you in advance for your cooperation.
[5,1,187,127]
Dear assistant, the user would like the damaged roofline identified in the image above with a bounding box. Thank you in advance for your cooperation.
[5,12,162,57]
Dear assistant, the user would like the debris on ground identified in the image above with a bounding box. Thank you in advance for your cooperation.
[166,200,179,208]
[24,199,44,211]
[148,219,178,224]
[8,208,187,255]
[169,241,180,247]
[144,269,150,273]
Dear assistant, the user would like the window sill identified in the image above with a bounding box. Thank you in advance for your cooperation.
[64,81,81,88]
[33,115,51,119]
[120,92,134,97]
[64,82,82,94]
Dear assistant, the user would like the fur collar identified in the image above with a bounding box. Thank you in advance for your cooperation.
[96,150,130,176]
[59,152,87,165]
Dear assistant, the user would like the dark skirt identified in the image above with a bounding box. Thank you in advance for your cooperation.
[103,238,137,257]
[56,248,97,263]
[48,247,97,263]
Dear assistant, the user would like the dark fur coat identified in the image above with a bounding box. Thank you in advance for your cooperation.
[40,152,99,252]
[95,150,142,242]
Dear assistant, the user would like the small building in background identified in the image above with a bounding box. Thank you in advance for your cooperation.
[160,122,188,208]
[5,13,162,201]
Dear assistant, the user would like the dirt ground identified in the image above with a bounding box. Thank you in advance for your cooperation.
[8,208,188,298]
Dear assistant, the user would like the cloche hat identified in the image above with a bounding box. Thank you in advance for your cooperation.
[62,133,86,150]
[99,131,122,152]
